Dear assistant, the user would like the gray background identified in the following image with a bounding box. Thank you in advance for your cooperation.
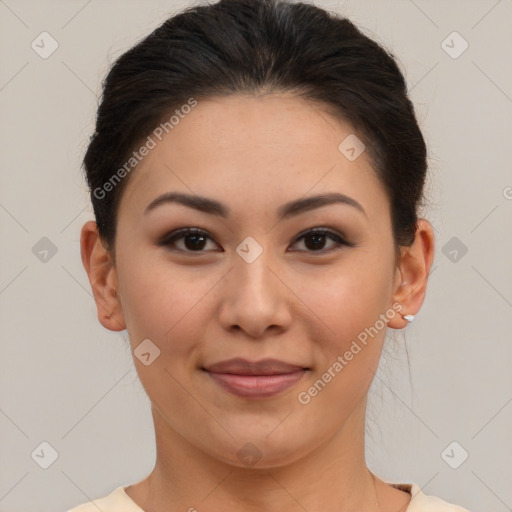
[0,1,511,511]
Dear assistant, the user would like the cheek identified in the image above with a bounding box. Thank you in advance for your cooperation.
[116,257,217,410]
[291,259,394,424]
[116,251,214,354]
[301,252,394,342]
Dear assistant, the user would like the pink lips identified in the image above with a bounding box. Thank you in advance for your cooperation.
[204,358,308,399]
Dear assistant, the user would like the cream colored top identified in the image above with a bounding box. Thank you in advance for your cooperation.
[67,482,471,511]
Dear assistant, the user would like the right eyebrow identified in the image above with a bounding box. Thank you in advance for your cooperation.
[144,192,229,217]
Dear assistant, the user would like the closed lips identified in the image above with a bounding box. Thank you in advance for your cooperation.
[203,358,309,399]
[203,357,309,375]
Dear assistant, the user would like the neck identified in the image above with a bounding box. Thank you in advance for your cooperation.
[127,399,401,512]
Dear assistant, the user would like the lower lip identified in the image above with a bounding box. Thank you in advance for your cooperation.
[206,370,307,399]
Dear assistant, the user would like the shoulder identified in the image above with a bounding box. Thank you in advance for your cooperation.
[405,483,472,512]
[66,485,144,512]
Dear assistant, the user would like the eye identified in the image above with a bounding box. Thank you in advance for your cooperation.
[289,228,353,253]
[158,228,221,253]
[158,227,353,254]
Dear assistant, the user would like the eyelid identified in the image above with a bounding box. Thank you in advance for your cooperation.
[158,227,222,252]
[289,227,354,252]
[158,226,354,253]
[292,226,351,245]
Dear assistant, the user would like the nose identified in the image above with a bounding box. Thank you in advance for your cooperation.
[218,247,292,338]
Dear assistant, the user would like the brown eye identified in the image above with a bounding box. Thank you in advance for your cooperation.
[290,228,353,253]
[159,228,220,252]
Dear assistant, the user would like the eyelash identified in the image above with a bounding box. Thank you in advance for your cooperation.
[158,227,354,255]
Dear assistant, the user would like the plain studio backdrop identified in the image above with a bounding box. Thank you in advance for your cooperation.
[0,1,511,511]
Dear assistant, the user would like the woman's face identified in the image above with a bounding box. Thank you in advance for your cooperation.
[88,93,425,467]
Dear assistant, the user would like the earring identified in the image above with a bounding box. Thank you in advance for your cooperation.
[402,314,414,322]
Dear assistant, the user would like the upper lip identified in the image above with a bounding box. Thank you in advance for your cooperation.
[204,358,308,375]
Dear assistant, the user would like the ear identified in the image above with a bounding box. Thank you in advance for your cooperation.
[387,218,435,329]
[80,220,126,331]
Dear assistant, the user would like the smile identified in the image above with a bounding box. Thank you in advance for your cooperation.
[203,358,309,399]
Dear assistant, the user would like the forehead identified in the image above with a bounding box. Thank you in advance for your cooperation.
[117,93,388,222]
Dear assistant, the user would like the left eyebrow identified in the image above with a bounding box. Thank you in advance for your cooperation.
[278,192,367,220]
[144,191,367,219]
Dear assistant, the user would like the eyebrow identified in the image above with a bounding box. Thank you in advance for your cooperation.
[144,191,367,219]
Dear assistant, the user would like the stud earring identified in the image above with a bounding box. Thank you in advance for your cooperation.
[402,314,414,322]
[106,312,113,319]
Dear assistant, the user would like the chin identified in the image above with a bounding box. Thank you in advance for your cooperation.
[200,426,314,470]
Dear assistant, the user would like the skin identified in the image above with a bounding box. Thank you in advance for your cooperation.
[81,93,435,512]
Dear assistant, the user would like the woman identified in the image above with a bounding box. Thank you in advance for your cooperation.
[70,0,470,510]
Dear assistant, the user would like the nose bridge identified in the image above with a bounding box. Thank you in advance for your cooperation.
[219,240,290,336]
[233,241,278,305]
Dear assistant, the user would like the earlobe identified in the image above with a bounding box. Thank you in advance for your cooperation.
[80,220,126,332]
[388,218,435,329]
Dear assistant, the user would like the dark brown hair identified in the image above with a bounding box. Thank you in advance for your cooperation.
[83,0,427,258]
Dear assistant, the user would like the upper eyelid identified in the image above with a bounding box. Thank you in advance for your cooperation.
[164,226,344,240]
[160,226,350,249]
[293,226,346,240]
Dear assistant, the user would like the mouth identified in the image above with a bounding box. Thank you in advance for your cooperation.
[202,358,310,399]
